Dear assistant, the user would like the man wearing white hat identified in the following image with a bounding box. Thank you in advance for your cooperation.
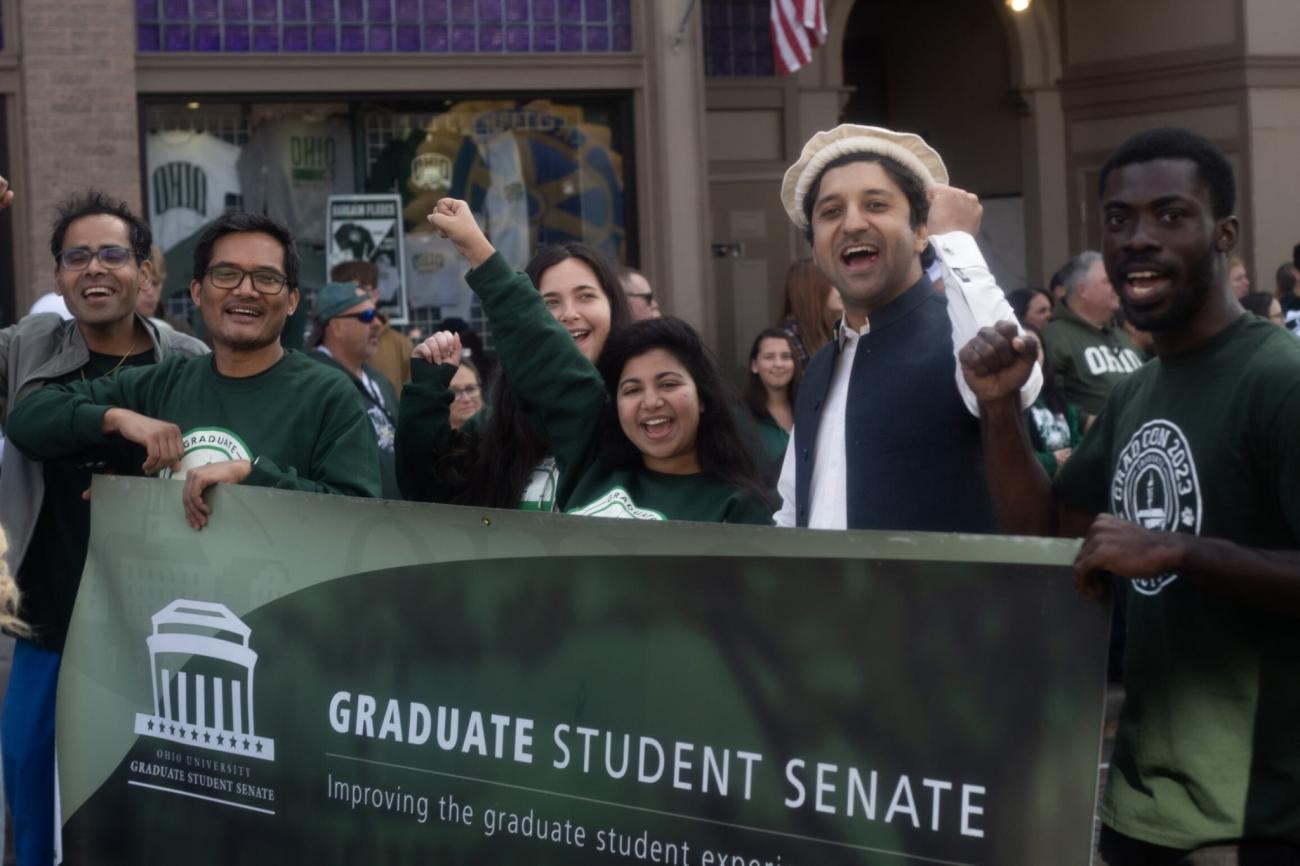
[773,124,1039,531]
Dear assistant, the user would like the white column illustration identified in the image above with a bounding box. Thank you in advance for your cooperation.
[134,600,275,761]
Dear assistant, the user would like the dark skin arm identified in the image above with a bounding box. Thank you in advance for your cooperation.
[961,322,1300,615]
[959,322,1091,538]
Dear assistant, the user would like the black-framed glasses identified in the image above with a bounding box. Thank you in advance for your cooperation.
[206,266,289,295]
[450,385,481,400]
[57,246,133,271]
[337,309,378,324]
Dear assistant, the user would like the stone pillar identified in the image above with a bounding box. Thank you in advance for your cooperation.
[17,0,139,310]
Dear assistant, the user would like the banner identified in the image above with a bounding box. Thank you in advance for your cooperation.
[327,193,407,324]
[59,478,1108,865]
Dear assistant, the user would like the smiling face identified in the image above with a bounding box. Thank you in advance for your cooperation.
[751,336,794,391]
[539,258,613,363]
[191,231,298,352]
[809,160,928,325]
[55,214,146,330]
[616,347,702,474]
[448,364,483,429]
[1229,261,1250,298]
[1101,158,1233,333]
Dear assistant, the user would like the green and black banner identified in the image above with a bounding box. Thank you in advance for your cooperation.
[59,478,1108,865]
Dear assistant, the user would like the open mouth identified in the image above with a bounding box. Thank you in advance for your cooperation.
[81,286,115,301]
[839,243,880,272]
[225,304,263,321]
[1122,268,1172,304]
[568,328,591,345]
[641,417,675,442]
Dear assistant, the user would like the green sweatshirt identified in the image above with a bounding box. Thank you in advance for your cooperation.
[461,252,771,525]
[1043,303,1144,418]
[7,350,381,499]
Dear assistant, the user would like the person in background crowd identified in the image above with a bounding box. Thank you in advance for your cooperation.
[308,281,400,499]
[447,358,483,431]
[330,260,413,396]
[1043,249,1143,425]
[961,127,1300,866]
[435,316,495,391]
[134,244,164,319]
[743,328,799,483]
[0,186,207,866]
[778,258,839,368]
[773,124,1040,532]
[1278,259,1300,334]
[398,241,631,510]
[1227,254,1250,298]
[419,198,770,523]
[621,266,661,321]
[8,211,381,531]
[1023,333,1082,477]
[1007,287,1053,334]
[1048,264,1069,307]
[1241,291,1285,326]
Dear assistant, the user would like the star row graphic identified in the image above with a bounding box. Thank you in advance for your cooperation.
[134,713,275,761]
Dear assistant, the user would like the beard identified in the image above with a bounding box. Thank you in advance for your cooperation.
[1120,246,1218,333]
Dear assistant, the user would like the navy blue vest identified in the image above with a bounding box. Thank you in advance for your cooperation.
[792,275,996,532]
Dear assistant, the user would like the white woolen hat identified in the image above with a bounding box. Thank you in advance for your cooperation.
[781,124,949,231]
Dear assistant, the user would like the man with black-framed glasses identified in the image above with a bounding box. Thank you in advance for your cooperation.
[8,211,382,538]
[308,281,400,498]
[0,187,207,866]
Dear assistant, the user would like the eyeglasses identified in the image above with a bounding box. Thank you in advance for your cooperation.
[450,385,481,400]
[337,309,378,324]
[206,266,289,295]
[57,246,134,271]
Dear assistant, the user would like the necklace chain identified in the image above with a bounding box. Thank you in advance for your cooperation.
[80,339,139,381]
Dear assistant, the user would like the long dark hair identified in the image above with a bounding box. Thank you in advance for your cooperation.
[439,242,632,508]
[779,258,836,359]
[595,317,771,508]
[743,328,800,421]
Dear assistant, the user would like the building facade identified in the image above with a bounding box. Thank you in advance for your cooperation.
[1,0,1298,374]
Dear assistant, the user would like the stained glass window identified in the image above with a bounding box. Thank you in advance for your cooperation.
[136,0,633,53]
[703,0,774,77]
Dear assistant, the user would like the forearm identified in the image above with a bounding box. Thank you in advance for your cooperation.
[979,396,1058,536]
[246,453,380,498]
[1180,538,1300,618]
[395,360,458,502]
[7,386,109,458]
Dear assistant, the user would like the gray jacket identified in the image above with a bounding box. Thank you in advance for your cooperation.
[0,312,209,574]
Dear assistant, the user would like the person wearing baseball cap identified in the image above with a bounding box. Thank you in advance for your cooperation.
[308,281,401,498]
[773,124,1039,531]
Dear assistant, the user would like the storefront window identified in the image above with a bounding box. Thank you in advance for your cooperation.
[703,0,774,77]
[142,96,632,343]
[136,0,633,53]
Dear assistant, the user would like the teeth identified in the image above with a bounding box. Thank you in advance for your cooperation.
[1127,270,1160,280]
[83,288,112,297]
[843,244,878,256]
[645,419,668,427]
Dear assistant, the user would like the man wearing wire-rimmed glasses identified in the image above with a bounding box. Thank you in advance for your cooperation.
[7,210,382,543]
[0,183,207,866]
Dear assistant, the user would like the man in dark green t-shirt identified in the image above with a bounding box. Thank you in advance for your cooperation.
[8,212,382,533]
[960,128,1300,864]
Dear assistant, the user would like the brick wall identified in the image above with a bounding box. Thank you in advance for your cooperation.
[17,0,139,310]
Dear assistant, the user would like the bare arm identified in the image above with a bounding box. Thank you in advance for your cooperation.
[960,322,1092,537]
[1075,514,1300,616]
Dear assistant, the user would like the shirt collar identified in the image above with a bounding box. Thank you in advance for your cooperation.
[833,272,938,350]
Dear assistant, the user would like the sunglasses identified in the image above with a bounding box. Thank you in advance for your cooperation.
[337,308,378,324]
[57,246,134,271]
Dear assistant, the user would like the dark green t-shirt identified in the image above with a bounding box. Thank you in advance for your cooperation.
[8,350,381,499]
[1043,303,1144,418]
[1054,314,1300,848]
[566,463,772,525]
[18,350,154,649]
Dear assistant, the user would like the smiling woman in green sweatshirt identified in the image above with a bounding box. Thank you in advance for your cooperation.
[420,198,772,524]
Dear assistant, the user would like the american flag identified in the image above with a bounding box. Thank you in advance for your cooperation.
[770,0,828,75]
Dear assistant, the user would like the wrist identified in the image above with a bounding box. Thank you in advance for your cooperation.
[101,407,126,433]
[466,237,496,270]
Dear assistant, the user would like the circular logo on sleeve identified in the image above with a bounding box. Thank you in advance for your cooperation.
[1109,420,1201,596]
[158,428,254,480]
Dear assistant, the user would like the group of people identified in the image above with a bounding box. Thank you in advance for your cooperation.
[0,118,1296,865]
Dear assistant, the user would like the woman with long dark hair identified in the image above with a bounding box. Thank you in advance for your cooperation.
[778,258,839,368]
[396,239,631,510]
[742,328,799,481]
[417,198,771,523]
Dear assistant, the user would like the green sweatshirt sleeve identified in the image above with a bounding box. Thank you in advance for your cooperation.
[466,251,606,502]
[395,359,459,502]
[5,359,178,460]
[725,492,776,526]
[245,376,382,498]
